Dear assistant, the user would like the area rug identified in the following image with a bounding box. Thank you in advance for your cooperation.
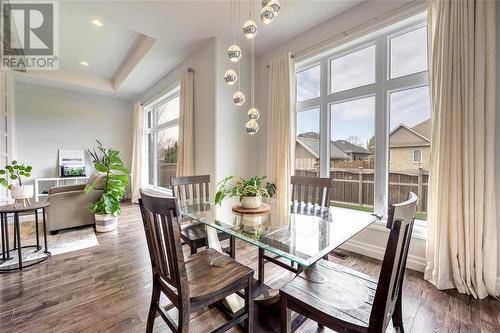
[0,226,99,270]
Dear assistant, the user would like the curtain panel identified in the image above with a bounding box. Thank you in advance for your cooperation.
[176,70,194,177]
[425,0,497,298]
[131,102,144,203]
[266,53,294,202]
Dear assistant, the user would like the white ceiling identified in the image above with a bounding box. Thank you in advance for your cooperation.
[13,0,364,100]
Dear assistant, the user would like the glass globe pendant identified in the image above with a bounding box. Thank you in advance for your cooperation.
[243,20,257,39]
[224,69,237,85]
[260,6,275,24]
[233,91,246,106]
[247,108,260,120]
[227,45,242,63]
[263,0,281,16]
[245,119,259,135]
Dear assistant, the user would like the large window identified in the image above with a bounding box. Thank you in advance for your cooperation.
[294,15,430,222]
[145,87,180,188]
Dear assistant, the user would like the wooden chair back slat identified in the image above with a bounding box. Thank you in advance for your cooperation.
[370,192,418,332]
[171,175,210,204]
[152,212,170,279]
[139,191,190,307]
[193,183,199,202]
[291,176,332,208]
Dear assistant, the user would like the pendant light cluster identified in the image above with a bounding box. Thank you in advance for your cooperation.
[260,0,280,25]
[224,0,282,135]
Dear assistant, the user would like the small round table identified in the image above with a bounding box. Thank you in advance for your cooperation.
[0,202,51,272]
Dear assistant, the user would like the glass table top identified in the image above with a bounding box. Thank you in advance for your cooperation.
[179,198,378,267]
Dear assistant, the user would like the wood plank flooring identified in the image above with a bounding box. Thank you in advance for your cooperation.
[0,203,499,333]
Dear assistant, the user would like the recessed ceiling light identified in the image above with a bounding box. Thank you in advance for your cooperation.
[80,61,89,66]
[91,19,103,27]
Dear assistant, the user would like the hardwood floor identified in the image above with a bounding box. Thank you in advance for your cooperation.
[0,203,499,333]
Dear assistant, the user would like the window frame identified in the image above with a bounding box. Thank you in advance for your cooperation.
[412,149,422,164]
[295,62,321,104]
[387,22,428,80]
[294,16,429,224]
[328,41,377,94]
[144,85,180,186]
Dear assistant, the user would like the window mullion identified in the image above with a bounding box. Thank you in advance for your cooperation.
[156,120,179,131]
[325,86,377,105]
[385,71,428,91]
[374,36,389,217]
[319,58,329,178]
[153,105,159,186]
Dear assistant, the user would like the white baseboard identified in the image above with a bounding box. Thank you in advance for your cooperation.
[340,238,427,273]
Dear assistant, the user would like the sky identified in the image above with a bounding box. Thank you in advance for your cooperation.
[296,26,430,149]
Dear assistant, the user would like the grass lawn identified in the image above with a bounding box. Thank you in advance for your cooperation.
[331,201,374,212]
[330,201,427,221]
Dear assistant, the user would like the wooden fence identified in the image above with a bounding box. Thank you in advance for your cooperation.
[295,168,428,213]
[333,160,374,169]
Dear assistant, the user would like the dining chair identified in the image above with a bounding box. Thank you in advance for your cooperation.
[171,175,235,258]
[139,190,254,333]
[290,175,332,209]
[279,192,418,333]
[258,176,332,283]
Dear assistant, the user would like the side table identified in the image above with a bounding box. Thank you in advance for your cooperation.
[0,202,51,272]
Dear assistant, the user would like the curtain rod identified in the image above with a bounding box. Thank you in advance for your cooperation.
[141,68,193,105]
[265,0,425,68]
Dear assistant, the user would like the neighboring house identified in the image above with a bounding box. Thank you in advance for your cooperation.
[389,119,431,172]
[295,132,349,170]
[333,140,370,160]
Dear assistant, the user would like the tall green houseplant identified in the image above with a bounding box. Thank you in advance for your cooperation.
[85,141,130,217]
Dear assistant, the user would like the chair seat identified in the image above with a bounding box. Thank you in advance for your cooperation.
[181,221,231,242]
[186,249,253,304]
[280,259,378,328]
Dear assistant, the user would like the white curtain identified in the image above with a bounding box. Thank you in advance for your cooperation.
[424,0,497,298]
[266,53,294,202]
[130,102,144,203]
[176,70,194,177]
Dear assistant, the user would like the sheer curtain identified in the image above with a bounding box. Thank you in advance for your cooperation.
[266,53,294,202]
[176,70,194,177]
[425,0,497,298]
[130,102,144,203]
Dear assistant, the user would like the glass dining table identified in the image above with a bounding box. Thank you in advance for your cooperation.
[179,197,378,272]
[179,197,379,331]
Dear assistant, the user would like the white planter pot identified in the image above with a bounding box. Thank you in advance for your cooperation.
[240,196,262,209]
[94,213,118,232]
[11,185,34,199]
[242,215,264,232]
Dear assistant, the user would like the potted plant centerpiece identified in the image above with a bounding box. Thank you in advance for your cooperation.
[215,176,276,209]
[85,141,130,232]
[0,161,33,206]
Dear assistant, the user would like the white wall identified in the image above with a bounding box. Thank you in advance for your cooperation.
[140,39,218,194]
[215,38,258,185]
[14,82,133,188]
[140,37,258,195]
[495,2,500,285]
[255,0,426,271]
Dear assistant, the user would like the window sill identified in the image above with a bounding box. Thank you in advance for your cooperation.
[369,218,427,240]
[332,207,428,241]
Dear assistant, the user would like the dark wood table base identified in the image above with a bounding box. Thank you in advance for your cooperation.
[215,279,307,333]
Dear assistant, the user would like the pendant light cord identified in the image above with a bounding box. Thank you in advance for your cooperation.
[251,36,255,107]
[237,0,241,91]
